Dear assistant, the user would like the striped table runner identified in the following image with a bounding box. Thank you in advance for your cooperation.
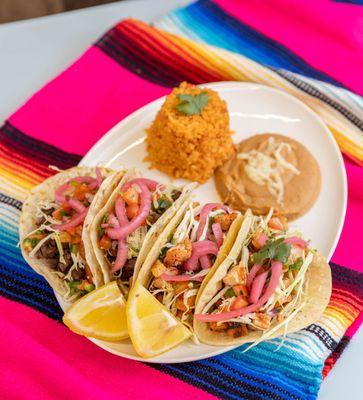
[1,1,362,399]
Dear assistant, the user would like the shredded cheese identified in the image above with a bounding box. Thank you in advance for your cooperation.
[238,137,300,205]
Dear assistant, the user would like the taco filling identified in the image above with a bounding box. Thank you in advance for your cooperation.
[195,213,314,342]
[22,168,105,299]
[97,178,182,291]
[148,203,238,331]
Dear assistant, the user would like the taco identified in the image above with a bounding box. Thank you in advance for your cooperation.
[135,202,242,334]
[89,171,196,295]
[193,210,332,346]
[19,166,121,302]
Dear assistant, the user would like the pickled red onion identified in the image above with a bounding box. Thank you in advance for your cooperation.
[68,198,85,213]
[284,236,308,248]
[106,182,151,239]
[115,197,129,226]
[211,222,223,247]
[249,271,268,304]
[111,239,128,272]
[52,209,88,231]
[246,264,262,289]
[95,168,103,187]
[55,183,71,204]
[121,178,162,192]
[196,203,229,240]
[161,273,204,282]
[199,255,212,269]
[185,240,219,271]
[195,261,282,322]
[255,233,268,248]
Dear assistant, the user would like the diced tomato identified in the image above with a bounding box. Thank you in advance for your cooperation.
[175,297,187,312]
[233,284,248,297]
[99,235,112,250]
[126,203,139,219]
[74,183,91,201]
[173,282,189,294]
[230,295,249,311]
[121,187,139,206]
[52,206,71,221]
[70,234,81,244]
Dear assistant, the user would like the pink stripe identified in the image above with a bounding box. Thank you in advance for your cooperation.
[213,0,363,94]
[331,158,363,273]
[0,297,215,400]
[9,46,169,155]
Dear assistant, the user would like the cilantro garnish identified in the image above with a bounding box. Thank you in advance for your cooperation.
[289,257,303,271]
[253,238,291,264]
[159,246,168,260]
[175,92,209,116]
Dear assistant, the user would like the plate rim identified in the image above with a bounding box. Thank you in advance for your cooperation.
[70,81,347,363]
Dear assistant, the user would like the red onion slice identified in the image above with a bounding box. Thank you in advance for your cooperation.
[249,271,268,304]
[52,209,88,231]
[246,264,262,290]
[196,203,229,240]
[284,236,308,248]
[106,183,151,240]
[195,261,282,322]
[111,239,128,273]
[184,240,219,271]
[211,222,223,247]
[121,178,162,192]
[68,198,85,214]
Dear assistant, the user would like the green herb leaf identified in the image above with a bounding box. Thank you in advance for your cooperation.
[175,92,209,116]
[225,288,236,298]
[159,246,168,260]
[97,226,105,238]
[70,243,79,254]
[253,238,291,264]
[289,258,303,271]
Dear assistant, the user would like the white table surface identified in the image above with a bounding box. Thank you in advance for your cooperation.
[0,1,361,398]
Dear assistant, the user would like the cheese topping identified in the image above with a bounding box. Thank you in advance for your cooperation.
[238,137,300,205]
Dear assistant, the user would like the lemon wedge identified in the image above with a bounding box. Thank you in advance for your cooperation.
[127,282,192,358]
[63,281,128,341]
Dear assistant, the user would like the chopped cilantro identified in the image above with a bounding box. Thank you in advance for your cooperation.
[97,226,105,238]
[159,246,168,260]
[70,243,78,254]
[175,92,209,116]
[225,288,236,298]
[253,238,291,264]
[289,258,303,271]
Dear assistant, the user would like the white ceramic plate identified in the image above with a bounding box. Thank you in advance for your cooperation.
[57,82,347,363]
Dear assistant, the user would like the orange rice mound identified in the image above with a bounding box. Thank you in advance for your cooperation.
[145,82,235,183]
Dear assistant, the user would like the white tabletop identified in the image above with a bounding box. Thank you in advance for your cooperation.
[0,1,361,398]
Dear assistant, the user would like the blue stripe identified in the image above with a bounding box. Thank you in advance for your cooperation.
[171,0,346,88]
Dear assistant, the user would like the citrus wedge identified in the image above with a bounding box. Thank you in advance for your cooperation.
[63,281,128,341]
[127,282,192,358]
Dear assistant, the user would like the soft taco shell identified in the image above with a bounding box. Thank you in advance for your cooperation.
[136,206,243,301]
[194,214,332,346]
[89,171,197,284]
[19,166,115,301]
